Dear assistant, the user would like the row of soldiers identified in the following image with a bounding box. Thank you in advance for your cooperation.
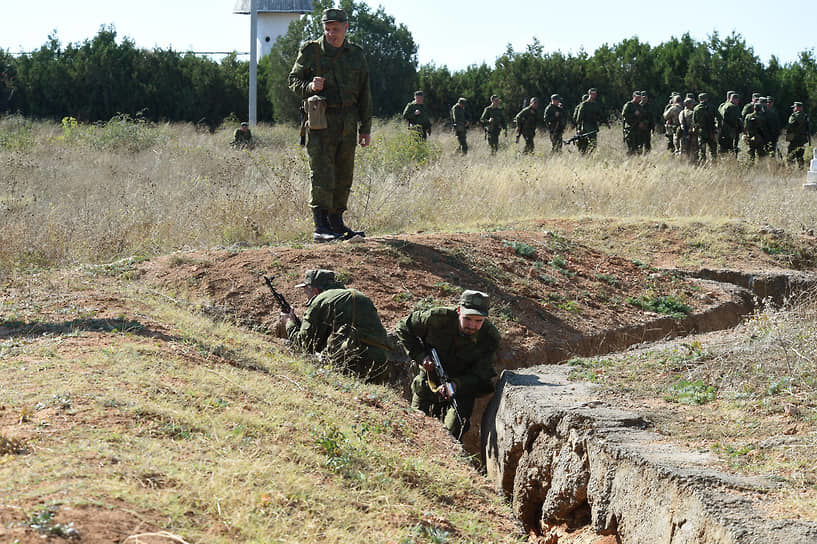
[660,91,812,167]
[402,88,812,166]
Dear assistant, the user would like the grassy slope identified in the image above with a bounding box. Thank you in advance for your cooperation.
[0,270,521,543]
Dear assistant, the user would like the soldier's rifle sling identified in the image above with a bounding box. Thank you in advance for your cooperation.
[263,276,301,328]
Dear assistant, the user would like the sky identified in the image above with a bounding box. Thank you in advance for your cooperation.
[1,1,814,70]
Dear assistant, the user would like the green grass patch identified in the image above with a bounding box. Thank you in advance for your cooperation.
[627,294,691,318]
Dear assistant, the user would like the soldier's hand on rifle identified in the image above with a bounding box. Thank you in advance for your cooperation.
[311,77,325,92]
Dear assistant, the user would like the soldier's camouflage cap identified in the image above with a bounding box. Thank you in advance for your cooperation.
[632,90,641,96]
[793,101,803,108]
[459,290,490,317]
[414,90,424,97]
[731,92,741,99]
[752,92,761,99]
[683,97,695,106]
[758,96,768,104]
[321,8,348,23]
[685,92,696,100]
[240,122,248,127]
[640,90,648,97]
[490,94,500,101]
[550,94,562,101]
[296,269,338,290]
[529,97,539,103]
[698,92,709,101]
[458,97,467,103]
[587,88,598,94]
[767,96,775,102]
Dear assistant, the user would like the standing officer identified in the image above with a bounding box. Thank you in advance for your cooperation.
[786,101,811,168]
[543,94,568,152]
[288,8,371,242]
[575,88,605,153]
[480,94,507,154]
[514,97,539,154]
[766,96,782,157]
[663,95,683,154]
[395,290,500,440]
[638,91,654,153]
[280,269,392,382]
[693,92,722,164]
[451,97,470,154]
[678,97,697,162]
[403,90,432,140]
[622,91,644,155]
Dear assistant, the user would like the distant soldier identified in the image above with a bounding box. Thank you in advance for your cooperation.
[741,92,761,119]
[402,90,432,140]
[744,102,769,161]
[678,97,697,162]
[281,269,392,382]
[514,97,539,154]
[622,91,644,155]
[575,88,605,153]
[451,97,470,154]
[639,91,654,153]
[663,93,682,151]
[663,95,683,154]
[786,101,811,168]
[766,96,781,157]
[395,290,499,439]
[479,94,507,154]
[232,122,253,148]
[543,94,568,152]
[718,92,743,156]
[573,93,588,127]
[693,92,722,164]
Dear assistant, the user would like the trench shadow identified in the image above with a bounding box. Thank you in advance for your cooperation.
[375,238,583,340]
[0,317,173,341]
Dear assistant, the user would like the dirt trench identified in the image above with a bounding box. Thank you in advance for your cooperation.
[479,270,817,543]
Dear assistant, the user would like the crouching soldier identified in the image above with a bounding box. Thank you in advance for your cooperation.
[395,290,499,440]
[280,269,392,382]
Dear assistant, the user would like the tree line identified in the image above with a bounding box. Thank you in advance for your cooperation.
[1,1,815,131]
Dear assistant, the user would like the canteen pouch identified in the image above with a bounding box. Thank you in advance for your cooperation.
[306,95,328,131]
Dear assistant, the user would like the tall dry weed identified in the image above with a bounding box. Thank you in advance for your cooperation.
[1,116,815,277]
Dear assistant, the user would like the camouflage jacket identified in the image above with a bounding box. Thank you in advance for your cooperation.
[621,101,643,130]
[514,105,539,135]
[693,102,722,133]
[480,106,507,134]
[403,101,432,130]
[451,104,468,131]
[288,37,373,135]
[395,307,499,397]
[744,111,769,144]
[766,107,781,139]
[286,288,391,363]
[787,110,810,145]
[543,104,567,132]
[576,100,604,132]
[720,102,743,133]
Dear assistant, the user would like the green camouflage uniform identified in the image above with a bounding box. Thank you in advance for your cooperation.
[451,103,469,153]
[288,36,372,212]
[286,287,391,381]
[786,109,810,167]
[766,106,781,157]
[575,99,603,153]
[232,126,253,148]
[395,307,499,438]
[663,103,683,153]
[543,103,568,151]
[678,106,697,161]
[480,105,507,153]
[514,104,538,154]
[622,99,644,155]
[719,101,742,155]
[693,100,722,163]
[744,108,769,161]
[403,100,432,140]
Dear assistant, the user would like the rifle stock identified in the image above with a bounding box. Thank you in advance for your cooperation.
[429,347,466,439]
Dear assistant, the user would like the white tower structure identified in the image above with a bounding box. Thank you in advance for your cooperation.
[233,0,313,58]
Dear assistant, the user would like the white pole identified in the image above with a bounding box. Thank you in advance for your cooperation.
[249,0,258,126]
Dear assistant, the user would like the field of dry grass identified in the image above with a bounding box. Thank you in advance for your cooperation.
[1,114,815,280]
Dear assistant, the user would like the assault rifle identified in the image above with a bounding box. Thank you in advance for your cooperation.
[563,129,598,145]
[298,103,307,147]
[263,275,301,328]
[428,346,466,440]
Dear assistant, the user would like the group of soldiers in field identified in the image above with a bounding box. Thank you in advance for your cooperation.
[402,88,812,167]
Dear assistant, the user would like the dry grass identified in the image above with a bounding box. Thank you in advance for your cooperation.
[1,114,815,279]
[568,292,817,520]
[0,269,521,543]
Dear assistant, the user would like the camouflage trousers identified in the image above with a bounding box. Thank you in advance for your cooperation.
[306,112,358,211]
[411,370,474,439]
[521,132,535,154]
[455,129,468,154]
[487,131,500,153]
[787,140,808,168]
[577,131,597,154]
[697,133,718,163]
[549,129,564,152]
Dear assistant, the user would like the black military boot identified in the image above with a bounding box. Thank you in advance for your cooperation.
[312,209,339,243]
[327,210,365,240]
